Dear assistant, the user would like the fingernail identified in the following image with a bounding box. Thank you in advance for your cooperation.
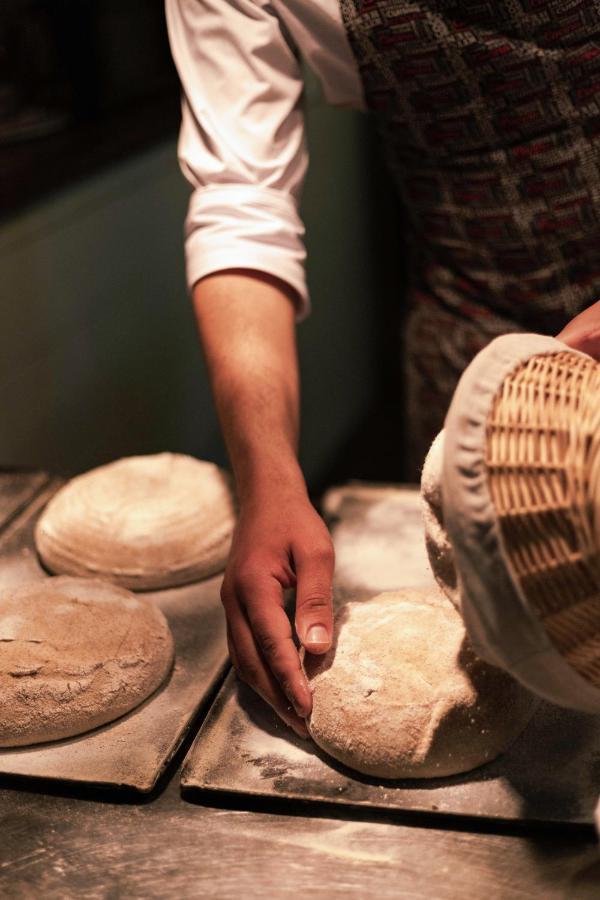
[306,625,329,646]
[290,721,310,740]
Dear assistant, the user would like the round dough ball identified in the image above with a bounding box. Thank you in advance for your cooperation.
[0,577,174,747]
[420,430,460,609]
[35,453,236,590]
[305,590,536,779]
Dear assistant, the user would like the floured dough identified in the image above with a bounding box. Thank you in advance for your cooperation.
[305,589,536,779]
[420,430,460,608]
[35,453,236,590]
[0,577,174,747]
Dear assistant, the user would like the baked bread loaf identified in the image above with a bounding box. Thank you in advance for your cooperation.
[35,453,236,590]
[0,576,174,747]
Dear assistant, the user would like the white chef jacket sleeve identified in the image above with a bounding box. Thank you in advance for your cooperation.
[165,0,310,317]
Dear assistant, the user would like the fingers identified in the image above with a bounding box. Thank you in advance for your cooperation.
[556,298,600,360]
[294,536,335,655]
[238,572,313,717]
[222,579,310,736]
[226,621,240,670]
[219,505,334,732]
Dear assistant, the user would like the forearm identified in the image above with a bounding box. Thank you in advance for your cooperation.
[193,269,307,504]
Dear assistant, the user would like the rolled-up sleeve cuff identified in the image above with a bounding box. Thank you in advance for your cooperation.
[184,184,310,320]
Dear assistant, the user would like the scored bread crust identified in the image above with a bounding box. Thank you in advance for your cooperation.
[34,453,236,590]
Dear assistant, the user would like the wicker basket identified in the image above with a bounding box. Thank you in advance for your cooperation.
[485,350,600,687]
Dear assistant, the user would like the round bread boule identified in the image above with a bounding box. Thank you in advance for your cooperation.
[34,453,236,590]
[0,576,174,747]
[305,589,536,779]
[420,429,460,609]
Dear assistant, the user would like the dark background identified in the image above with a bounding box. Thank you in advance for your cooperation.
[1,0,180,217]
[0,0,410,492]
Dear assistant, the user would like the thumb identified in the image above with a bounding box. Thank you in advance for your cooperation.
[293,539,335,654]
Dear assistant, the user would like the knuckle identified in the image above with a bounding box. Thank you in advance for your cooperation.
[299,541,334,566]
[233,566,262,596]
[314,542,335,565]
[236,661,261,687]
[256,631,279,658]
[299,592,331,614]
[250,618,284,663]
[238,551,266,573]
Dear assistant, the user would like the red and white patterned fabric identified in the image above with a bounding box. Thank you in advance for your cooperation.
[340,0,600,466]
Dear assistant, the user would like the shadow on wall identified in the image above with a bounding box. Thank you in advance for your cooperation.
[0,69,386,488]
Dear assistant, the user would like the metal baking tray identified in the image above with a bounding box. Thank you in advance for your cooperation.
[181,671,600,826]
[0,481,229,794]
[181,485,600,826]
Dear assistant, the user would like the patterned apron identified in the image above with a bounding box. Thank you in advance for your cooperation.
[340,0,600,473]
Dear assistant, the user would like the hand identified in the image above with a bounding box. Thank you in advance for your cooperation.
[221,486,335,738]
[556,299,600,360]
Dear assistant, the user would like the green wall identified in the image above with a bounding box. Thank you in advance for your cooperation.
[0,76,379,488]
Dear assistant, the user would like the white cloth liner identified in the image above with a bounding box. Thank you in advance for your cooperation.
[442,333,600,714]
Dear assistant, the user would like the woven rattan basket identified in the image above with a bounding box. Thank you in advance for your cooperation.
[440,333,600,711]
[485,350,600,687]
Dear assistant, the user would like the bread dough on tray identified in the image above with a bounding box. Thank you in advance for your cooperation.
[305,589,536,779]
[35,453,236,590]
[0,576,174,747]
[420,429,460,609]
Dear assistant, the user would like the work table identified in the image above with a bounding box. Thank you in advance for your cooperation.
[0,470,598,899]
[3,758,599,899]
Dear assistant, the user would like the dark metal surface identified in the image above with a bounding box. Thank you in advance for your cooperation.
[0,481,229,793]
[182,487,600,826]
[3,758,599,900]
[321,483,438,600]
[1,477,599,898]
[182,672,600,827]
